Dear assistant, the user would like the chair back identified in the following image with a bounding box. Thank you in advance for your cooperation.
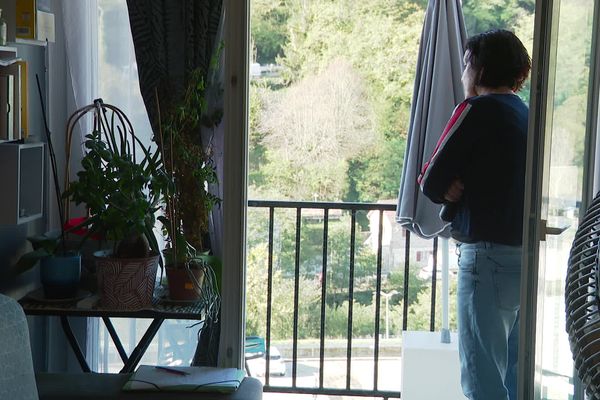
[0,294,39,400]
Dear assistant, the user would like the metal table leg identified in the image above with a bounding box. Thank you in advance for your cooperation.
[102,317,129,364]
[60,316,91,372]
[120,318,164,373]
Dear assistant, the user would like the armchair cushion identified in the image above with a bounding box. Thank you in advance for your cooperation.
[0,293,262,400]
[0,294,39,400]
[36,373,262,400]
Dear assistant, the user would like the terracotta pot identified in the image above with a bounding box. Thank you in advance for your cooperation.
[166,264,205,301]
[94,251,159,310]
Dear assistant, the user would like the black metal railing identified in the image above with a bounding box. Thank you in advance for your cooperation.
[247,200,439,399]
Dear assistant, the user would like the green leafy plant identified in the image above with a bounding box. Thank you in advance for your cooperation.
[64,101,171,259]
[157,65,222,267]
[14,231,63,274]
[154,61,223,313]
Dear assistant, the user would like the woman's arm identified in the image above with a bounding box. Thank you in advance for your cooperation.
[418,100,478,203]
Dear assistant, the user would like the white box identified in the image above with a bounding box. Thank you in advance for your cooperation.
[35,10,54,43]
[0,141,44,224]
[401,330,467,400]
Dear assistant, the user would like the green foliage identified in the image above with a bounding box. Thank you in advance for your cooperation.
[383,267,428,307]
[406,277,458,332]
[549,0,595,172]
[462,0,535,36]
[246,242,322,340]
[246,238,455,339]
[245,206,433,339]
[325,300,379,338]
[346,136,406,202]
[258,211,375,285]
[244,0,591,342]
[66,123,170,258]
[250,0,425,201]
[14,231,63,275]
[248,85,268,188]
[279,0,423,133]
[251,0,290,64]
[159,68,222,257]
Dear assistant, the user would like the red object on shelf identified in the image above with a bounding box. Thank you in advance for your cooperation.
[63,217,103,240]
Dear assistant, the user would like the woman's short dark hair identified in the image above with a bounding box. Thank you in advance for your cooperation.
[465,29,531,91]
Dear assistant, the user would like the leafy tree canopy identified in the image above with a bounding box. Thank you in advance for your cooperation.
[462,0,534,35]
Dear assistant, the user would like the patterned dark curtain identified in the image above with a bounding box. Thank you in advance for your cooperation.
[127,0,222,129]
[126,0,223,367]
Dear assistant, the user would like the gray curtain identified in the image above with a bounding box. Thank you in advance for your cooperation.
[396,0,467,238]
[126,0,223,367]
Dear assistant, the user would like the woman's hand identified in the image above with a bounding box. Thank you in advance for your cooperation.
[444,179,464,202]
[462,52,479,98]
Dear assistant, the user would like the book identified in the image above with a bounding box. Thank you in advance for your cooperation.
[15,0,55,42]
[0,58,22,67]
[16,0,35,40]
[16,61,27,139]
[0,74,13,141]
[122,365,245,393]
[0,63,21,141]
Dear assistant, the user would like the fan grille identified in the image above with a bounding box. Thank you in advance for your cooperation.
[566,194,600,399]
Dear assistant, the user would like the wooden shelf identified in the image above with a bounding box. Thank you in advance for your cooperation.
[13,38,48,47]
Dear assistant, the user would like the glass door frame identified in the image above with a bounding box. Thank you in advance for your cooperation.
[585,1,600,204]
[519,0,600,399]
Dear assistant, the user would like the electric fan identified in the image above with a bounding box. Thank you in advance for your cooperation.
[566,193,600,399]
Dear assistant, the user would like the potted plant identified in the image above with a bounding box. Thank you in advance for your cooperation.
[159,223,220,303]
[64,100,171,310]
[15,232,82,300]
[156,67,221,305]
[13,84,82,300]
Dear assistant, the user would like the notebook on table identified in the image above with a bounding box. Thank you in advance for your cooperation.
[122,365,245,393]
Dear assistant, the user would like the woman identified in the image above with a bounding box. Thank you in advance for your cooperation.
[418,30,531,400]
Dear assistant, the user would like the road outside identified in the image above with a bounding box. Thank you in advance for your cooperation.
[247,356,402,400]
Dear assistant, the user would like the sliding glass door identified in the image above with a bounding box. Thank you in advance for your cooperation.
[521,0,600,399]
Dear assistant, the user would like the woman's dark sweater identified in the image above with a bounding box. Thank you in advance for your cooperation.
[418,93,529,246]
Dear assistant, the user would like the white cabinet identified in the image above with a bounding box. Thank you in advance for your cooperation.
[0,141,44,224]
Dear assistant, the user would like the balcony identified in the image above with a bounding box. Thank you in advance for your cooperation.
[246,200,458,399]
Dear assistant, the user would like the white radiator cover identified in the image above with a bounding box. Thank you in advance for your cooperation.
[401,330,467,400]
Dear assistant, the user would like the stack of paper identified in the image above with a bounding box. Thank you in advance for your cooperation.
[0,58,22,67]
[122,365,245,393]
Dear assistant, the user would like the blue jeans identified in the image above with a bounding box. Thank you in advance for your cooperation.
[457,242,522,400]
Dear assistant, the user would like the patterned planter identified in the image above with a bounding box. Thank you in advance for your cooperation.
[94,251,159,310]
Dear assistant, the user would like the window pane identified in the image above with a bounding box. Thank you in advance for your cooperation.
[92,0,199,373]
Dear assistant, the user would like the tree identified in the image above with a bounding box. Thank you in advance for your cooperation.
[383,266,428,307]
[250,0,290,65]
[248,84,269,190]
[550,0,595,174]
[245,242,323,340]
[280,0,424,137]
[259,59,376,200]
[346,136,406,202]
[250,0,427,201]
[462,0,535,36]
[407,277,458,332]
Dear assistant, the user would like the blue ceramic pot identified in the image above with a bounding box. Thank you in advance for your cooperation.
[40,252,81,299]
